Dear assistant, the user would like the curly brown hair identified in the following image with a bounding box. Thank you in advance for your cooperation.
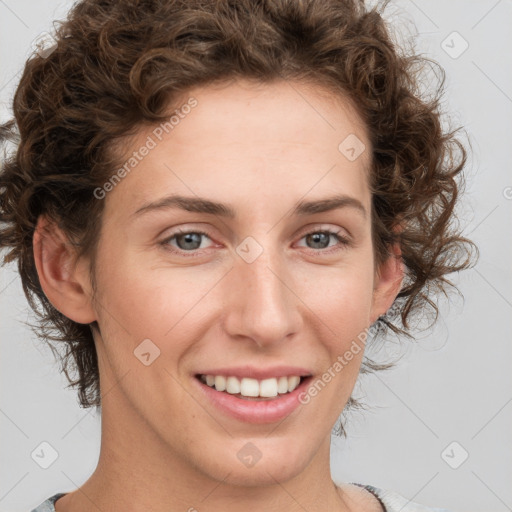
[0,0,477,428]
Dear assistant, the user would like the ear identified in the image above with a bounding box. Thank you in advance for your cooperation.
[33,215,96,324]
[369,236,404,325]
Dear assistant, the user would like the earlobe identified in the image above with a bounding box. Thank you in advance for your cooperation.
[370,241,404,325]
[33,215,96,324]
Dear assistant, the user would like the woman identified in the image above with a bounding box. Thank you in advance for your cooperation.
[0,0,476,510]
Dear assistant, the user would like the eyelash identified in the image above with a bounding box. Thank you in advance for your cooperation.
[160,227,351,258]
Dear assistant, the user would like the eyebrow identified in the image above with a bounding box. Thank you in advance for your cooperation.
[131,193,367,220]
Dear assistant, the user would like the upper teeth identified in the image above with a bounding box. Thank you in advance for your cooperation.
[201,375,302,397]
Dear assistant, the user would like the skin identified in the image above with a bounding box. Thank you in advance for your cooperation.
[33,78,403,512]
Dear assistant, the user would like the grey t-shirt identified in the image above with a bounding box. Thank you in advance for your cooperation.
[30,484,452,512]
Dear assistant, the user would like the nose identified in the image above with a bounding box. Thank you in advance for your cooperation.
[222,242,303,348]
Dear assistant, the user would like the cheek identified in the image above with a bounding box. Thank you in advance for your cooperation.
[295,263,375,390]
[96,242,198,328]
[93,247,227,372]
[297,261,375,326]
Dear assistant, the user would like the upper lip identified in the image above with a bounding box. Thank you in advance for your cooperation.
[195,365,313,380]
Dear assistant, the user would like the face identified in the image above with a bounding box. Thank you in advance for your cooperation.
[67,79,400,486]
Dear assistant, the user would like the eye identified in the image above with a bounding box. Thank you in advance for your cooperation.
[296,228,351,253]
[160,227,351,257]
[161,229,215,256]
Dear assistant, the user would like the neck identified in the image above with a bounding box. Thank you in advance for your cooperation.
[55,396,352,512]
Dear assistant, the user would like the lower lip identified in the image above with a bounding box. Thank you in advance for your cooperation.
[194,376,311,424]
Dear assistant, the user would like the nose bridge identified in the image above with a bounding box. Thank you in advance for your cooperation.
[224,237,301,347]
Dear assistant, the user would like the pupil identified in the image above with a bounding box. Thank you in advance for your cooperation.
[177,233,202,250]
[308,232,329,249]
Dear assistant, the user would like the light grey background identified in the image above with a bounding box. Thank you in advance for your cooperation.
[1,1,511,511]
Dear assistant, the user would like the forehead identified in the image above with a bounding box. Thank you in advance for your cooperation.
[104,79,372,220]
[172,78,369,151]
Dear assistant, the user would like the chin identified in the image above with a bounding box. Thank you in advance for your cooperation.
[193,435,316,487]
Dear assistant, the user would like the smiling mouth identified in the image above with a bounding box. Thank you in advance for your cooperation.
[196,374,310,401]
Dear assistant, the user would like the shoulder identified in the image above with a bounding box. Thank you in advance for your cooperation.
[358,484,453,512]
[30,493,67,512]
